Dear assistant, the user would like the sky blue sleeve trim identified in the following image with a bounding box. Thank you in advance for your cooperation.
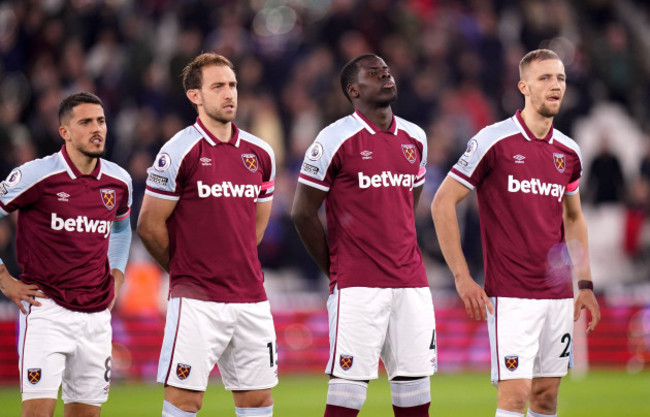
[108,217,131,273]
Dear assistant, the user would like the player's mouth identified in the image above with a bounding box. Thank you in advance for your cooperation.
[546,94,561,102]
[90,135,103,144]
[382,81,395,89]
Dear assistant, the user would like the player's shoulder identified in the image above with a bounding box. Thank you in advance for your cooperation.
[160,125,204,157]
[315,114,364,148]
[475,117,519,144]
[395,115,426,143]
[552,128,581,156]
[238,129,275,159]
[8,152,67,186]
[100,159,132,187]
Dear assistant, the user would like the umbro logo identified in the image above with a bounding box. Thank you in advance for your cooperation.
[361,150,373,160]
[57,192,70,202]
[513,154,525,164]
[200,157,212,166]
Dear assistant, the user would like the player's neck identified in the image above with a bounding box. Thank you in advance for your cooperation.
[520,107,553,139]
[355,104,393,131]
[65,145,98,175]
[199,115,232,142]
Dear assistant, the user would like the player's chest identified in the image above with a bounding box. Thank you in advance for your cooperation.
[184,148,264,197]
[493,142,573,184]
[40,177,121,220]
[337,136,421,177]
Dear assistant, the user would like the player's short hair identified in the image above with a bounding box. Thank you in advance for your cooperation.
[182,52,235,92]
[58,92,104,125]
[340,53,379,103]
[519,49,561,80]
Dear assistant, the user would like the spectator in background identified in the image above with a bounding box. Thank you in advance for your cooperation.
[586,136,625,205]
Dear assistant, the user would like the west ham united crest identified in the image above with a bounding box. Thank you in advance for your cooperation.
[339,354,353,371]
[100,189,116,210]
[27,368,41,384]
[504,355,519,371]
[553,153,566,173]
[401,144,416,164]
[241,153,258,173]
[176,363,191,380]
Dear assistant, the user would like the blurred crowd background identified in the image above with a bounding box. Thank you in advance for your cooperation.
[1,0,650,313]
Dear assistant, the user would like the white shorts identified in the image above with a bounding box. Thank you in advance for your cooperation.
[488,297,574,383]
[19,298,112,405]
[326,286,437,380]
[158,298,278,391]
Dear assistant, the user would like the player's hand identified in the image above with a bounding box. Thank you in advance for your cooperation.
[574,289,600,334]
[455,274,493,321]
[0,270,47,314]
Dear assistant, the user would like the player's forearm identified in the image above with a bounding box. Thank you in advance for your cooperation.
[137,221,171,272]
[564,213,592,281]
[291,213,331,276]
[431,196,472,281]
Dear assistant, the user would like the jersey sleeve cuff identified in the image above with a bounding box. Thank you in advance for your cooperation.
[298,176,330,192]
[144,189,180,201]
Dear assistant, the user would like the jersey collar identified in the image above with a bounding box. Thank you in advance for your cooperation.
[353,110,398,135]
[513,109,554,144]
[193,117,241,147]
[59,145,102,180]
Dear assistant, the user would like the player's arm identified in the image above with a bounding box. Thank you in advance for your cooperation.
[0,215,47,313]
[108,216,132,311]
[563,192,600,333]
[413,185,424,212]
[256,200,272,245]
[431,176,493,320]
[291,183,330,277]
[137,194,178,272]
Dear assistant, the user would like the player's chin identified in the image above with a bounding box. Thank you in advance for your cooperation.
[81,148,105,158]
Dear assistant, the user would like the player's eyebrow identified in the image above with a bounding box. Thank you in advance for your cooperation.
[77,116,105,124]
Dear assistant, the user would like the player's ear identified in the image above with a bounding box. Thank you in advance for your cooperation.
[59,125,70,141]
[347,83,359,99]
[517,80,529,96]
[186,89,201,107]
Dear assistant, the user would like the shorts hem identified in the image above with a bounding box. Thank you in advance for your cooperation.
[162,381,207,392]
[329,371,379,380]
[22,391,59,401]
[61,398,105,407]
[386,371,434,380]
[533,372,568,378]
[224,380,278,391]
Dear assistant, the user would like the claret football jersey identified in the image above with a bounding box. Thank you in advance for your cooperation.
[145,118,275,303]
[0,146,132,312]
[449,110,582,299]
[299,110,428,291]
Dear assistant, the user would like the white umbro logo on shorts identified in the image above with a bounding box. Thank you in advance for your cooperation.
[513,154,525,164]
[361,150,373,160]
[200,157,212,166]
[57,192,70,202]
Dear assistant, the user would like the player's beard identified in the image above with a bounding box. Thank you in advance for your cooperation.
[79,148,105,158]
[538,103,560,118]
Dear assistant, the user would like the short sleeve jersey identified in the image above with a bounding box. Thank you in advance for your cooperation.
[449,110,582,299]
[145,118,275,303]
[299,110,428,291]
[0,146,132,312]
